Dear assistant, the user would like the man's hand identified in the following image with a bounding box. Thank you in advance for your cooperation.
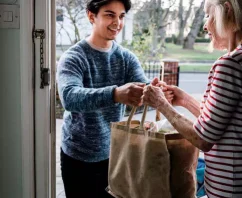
[114,83,146,106]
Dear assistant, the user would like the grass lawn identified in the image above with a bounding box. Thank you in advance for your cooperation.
[162,43,225,62]
[179,64,211,73]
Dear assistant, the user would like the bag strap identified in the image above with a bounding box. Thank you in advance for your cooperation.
[127,106,137,126]
[156,62,164,121]
[128,62,164,126]
[127,105,148,130]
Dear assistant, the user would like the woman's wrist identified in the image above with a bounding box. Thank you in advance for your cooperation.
[181,93,190,108]
[181,93,200,117]
[157,98,173,114]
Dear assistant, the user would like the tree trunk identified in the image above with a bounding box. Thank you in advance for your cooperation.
[176,0,194,45]
[176,26,185,45]
[183,0,205,49]
[158,8,169,49]
[152,28,158,55]
[159,26,167,49]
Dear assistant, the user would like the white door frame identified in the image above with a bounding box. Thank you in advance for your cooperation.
[20,0,56,197]
[20,0,35,197]
[50,0,56,197]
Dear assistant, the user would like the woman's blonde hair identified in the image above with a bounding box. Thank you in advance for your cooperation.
[206,0,242,41]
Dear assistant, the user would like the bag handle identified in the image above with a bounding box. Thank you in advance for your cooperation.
[127,62,164,127]
[127,105,148,130]
[156,62,164,121]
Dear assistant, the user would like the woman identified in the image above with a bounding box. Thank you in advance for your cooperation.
[142,0,242,197]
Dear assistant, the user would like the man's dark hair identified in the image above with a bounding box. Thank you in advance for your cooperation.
[86,0,132,14]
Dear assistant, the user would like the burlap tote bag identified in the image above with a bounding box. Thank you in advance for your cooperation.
[107,106,199,198]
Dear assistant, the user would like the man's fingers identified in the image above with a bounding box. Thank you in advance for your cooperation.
[130,97,143,106]
[133,82,146,87]
[131,87,144,98]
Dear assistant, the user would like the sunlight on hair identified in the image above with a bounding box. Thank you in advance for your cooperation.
[214,4,226,38]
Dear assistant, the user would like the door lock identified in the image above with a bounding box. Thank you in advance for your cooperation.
[33,29,50,89]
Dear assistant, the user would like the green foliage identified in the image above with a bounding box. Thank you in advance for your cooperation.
[162,43,224,61]
[165,35,177,43]
[180,65,211,72]
[165,37,209,43]
[121,26,163,64]
[195,37,210,43]
[197,21,206,38]
[165,37,173,43]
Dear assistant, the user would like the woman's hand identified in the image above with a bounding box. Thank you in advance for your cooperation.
[142,85,169,109]
[162,85,188,107]
[153,80,174,104]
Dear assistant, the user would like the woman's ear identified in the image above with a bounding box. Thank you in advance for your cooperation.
[87,10,95,24]
[224,1,237,31]
[224,1,233,15]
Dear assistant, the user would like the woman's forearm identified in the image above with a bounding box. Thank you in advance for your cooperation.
[158,102,213,152]
[182,94,200,118]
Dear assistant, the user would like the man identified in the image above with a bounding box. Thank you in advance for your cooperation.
[57,0,155,197]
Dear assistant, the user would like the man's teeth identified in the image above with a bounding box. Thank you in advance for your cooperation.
[109,28,119,31]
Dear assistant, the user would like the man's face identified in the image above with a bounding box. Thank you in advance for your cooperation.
[88,1,126,41]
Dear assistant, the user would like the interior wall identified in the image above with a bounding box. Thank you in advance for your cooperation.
[0,1,22,197]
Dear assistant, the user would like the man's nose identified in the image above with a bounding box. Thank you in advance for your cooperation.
[113,17,121,26]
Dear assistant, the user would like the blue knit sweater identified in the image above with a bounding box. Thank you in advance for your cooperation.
[57,39,148,162]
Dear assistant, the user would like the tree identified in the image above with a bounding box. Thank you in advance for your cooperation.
[176,0,194,45]
[133,0,176,54]
[56,0,90,46]
[122,26,155,63]
[183,0,205,49]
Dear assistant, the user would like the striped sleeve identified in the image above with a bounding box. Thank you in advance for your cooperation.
[193,58,242,143]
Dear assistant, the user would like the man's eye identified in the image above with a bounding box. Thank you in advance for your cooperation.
[107,14,114,17]
[120,15,125,19]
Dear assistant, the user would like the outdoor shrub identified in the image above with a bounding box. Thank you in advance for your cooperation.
[165,37,173,43]
[121,25,163,64]
[195,38,210,43]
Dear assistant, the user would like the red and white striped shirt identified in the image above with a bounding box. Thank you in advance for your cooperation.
[193,44,242,198]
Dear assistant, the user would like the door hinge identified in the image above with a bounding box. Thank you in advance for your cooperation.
[33,29,50,89]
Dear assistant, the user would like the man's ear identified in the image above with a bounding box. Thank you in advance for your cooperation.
[87,10,95,24]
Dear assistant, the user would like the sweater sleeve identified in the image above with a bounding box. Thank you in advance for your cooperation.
[57,52,117,113]
[125,50,150,84]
